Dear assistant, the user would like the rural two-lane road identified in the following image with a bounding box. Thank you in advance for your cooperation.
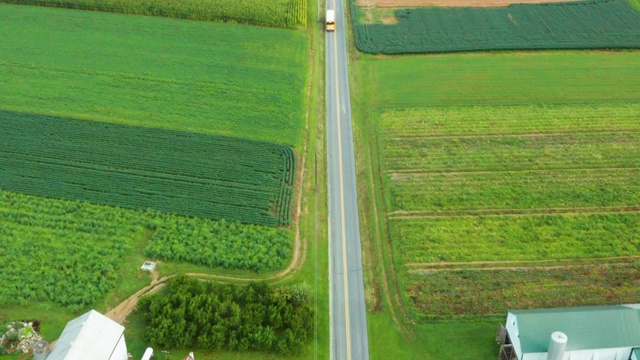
[326,0,370,358]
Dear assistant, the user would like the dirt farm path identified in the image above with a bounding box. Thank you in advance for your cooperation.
[357,0,580,7]
[105,270,169,324]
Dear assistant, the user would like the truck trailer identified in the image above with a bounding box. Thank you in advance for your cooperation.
[326,10,335,32]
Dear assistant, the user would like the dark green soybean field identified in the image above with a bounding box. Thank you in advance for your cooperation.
[351,0,640,53]
[0,111,295,226]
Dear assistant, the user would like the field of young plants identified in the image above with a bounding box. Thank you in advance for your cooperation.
[1,111,295,226]
[406,261,640,321]
[350,0,640,53]
[360,50,640,324]
[0,0,306,28]
[0,3,308,145]
[0,190,292,309]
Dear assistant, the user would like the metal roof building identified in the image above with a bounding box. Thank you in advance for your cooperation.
[47,310,128,360]
[499,304,640,360]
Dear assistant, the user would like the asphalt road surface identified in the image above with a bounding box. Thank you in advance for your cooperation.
[326,0,370,358]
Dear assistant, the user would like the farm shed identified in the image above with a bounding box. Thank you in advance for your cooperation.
[47,310,127,360]
[498,304,640,360]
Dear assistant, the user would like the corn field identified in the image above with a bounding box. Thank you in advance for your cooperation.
[0,0,307,28]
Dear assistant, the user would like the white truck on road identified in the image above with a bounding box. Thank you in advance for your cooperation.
[326,10,335,32]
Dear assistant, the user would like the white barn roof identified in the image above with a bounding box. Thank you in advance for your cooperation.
[48,310,125,360]
[509,304,640,353]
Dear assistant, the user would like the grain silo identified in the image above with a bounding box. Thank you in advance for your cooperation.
[545,332,567,360]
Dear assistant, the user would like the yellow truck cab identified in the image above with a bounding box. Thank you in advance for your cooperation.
[326,10,335,32]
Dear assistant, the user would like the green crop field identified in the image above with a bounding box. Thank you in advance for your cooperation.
[1,111,295,226]
[352,49,640,358]
[350,0,640,53]
[391,215,640,263]
[390,169,640,213]
[383,104,640,213]
[370,52,640,107]
[382,101,640,318]
[0,3,308,146]
[0,2,315,359]
[406,261,640,321]
[0,191,292,309]
[0,0,306,28]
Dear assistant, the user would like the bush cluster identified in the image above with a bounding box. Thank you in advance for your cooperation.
[138,276,314,355]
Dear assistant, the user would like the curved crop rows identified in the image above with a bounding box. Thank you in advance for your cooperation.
[0,111,296,226]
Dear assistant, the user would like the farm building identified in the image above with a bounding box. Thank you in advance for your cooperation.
[498,304,640,360]
[46,310,127,360]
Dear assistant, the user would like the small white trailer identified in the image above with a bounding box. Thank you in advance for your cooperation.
[326,10,336,32]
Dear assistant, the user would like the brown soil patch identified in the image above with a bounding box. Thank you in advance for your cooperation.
[381,16,398,24]
[358,0,581,8]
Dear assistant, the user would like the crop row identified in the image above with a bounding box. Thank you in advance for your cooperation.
[404,262,640,321]
[0,111,296,226]
[0,190,295,308]
[383,131,640,173]
[350,0,640,53]
[381,103,640,138]
[0,0,307,28]
[389,168,640,212]
[391,214,640,263]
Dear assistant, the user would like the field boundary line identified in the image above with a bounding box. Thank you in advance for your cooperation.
[405,255,640,268]
[383,129,640,140]
[408,261,640,274]
[384,166,640,176]
[388,206,640,219]
[387,166,640,178]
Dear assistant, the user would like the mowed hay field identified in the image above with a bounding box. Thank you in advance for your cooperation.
[356,50,640,357]
[0,3,309,146]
